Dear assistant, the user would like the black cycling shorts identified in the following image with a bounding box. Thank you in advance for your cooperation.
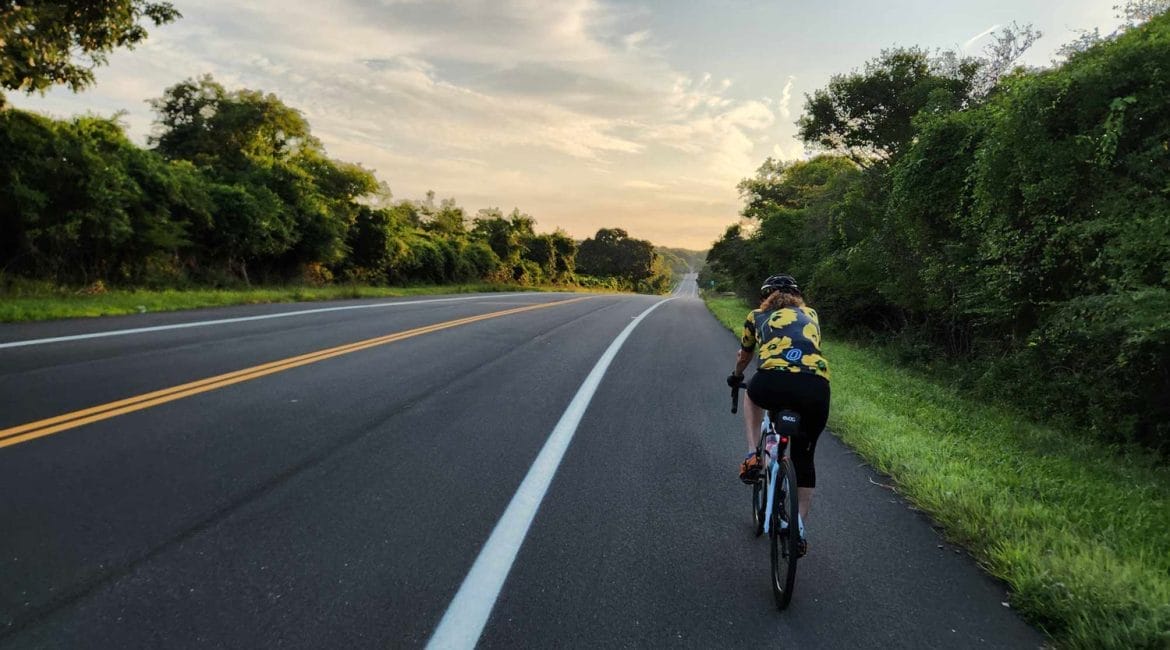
[747,369,830,488]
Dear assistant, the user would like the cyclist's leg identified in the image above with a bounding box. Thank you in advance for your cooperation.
[738,372,775,481]
[743,390,764,453]
[790,377,830,521]
[790,431,821,520]
[746,370,783,454]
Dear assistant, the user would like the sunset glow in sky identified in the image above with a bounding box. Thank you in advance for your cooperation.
[10,1,1123,248]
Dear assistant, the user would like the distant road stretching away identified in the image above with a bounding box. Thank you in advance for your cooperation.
[670,271,700,298]
[0,278,1043,648]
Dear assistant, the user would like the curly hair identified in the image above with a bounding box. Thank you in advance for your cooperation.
[760,289,805,311]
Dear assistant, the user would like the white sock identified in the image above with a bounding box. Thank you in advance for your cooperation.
[782,514,807,537]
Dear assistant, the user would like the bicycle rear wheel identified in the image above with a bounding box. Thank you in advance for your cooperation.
[769,458,800,610]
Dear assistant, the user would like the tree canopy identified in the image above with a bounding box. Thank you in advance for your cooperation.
[1,75,668,293]
[577,228,671,293]
[709,10,1170,455]
[0,1,180,100]
[797,47,980,166]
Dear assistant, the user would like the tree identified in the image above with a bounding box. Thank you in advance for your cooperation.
[199,182,293,284]
[470,207,544,282]
[0,110,206,283]
[549,229,577,281]
[1055,0,1169,60]
[576,228,623,277]
[1055,28,1105,61]
[150,76,318,170]
[797,47,980,165]
[149,75,376,279]
[471,208,520,265]
[712,11,1170,454]
[703,224,754,294]
[0,1,180,101]
[658,246,708,277]
[343,206,396,281]
[707,156,865,305]
[577,227,661,287]
[973,22,1042,95]
[738,155,857,220]
[1117,0,1170,26]
[424,197,467,236]
[507,208,536,240]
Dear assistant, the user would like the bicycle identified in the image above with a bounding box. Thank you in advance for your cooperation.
[732,381,801,610]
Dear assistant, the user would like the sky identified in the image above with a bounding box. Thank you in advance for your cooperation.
[9,0,1124,249]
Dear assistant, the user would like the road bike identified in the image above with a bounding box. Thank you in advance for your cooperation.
[732,381,801,610]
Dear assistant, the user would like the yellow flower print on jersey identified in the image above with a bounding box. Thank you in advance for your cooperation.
[799,353,832,380]
[747,304,831,382]
[758,336,793,360]
[741,309,766,349]
[769,309,798,328]
[802,322,821,348]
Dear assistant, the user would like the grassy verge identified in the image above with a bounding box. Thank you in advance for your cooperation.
[0,282,600,323]
[704,294,1170,649]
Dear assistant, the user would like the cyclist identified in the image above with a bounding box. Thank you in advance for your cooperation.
[727,274,830,555]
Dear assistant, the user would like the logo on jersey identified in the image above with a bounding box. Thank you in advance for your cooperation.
[784,348,804,362]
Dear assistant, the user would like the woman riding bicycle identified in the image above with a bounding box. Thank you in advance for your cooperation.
[727,274,830,554]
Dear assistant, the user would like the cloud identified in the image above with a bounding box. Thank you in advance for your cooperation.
[779,75,795,120]
[7,0,782,248]
[623,180,666,190]
[963,24,1001,50]
[772,141,806,161]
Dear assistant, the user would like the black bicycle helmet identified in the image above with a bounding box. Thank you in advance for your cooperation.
[760,274,800,297]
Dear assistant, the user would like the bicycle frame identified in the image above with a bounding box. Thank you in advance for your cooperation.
[731,380,802,610]
[759,414,786,535]
[733,384,797,536]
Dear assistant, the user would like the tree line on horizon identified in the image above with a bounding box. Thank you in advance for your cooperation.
[703,6,1170,452]
[0,3,693,294]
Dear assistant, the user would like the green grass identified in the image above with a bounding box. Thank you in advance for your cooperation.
[0,282,603,323]
[704,294,1170,649]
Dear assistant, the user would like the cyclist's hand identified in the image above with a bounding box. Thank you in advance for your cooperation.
[726,373,744,388]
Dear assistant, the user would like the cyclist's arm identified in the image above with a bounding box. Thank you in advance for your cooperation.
[734,348,751,376]
[735,310,757,377]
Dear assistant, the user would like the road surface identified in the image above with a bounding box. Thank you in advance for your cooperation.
[0,275,1043,648]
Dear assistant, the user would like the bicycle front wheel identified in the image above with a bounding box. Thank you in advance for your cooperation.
[769,458,800,610]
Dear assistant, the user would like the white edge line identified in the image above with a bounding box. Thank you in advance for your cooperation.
[426,297,674,650]
[0,294,534,350]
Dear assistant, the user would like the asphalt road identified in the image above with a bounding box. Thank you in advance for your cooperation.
[0,276,1044,648]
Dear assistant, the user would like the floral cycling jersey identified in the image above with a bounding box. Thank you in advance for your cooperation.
[740,306,831,381]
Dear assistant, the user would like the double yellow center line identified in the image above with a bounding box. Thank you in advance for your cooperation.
[0,297,591,450]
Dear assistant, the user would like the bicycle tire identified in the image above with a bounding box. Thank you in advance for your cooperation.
[770,457,800,610]
[752,478,765,537]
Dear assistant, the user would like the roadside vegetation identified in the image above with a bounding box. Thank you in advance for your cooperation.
[0,280,580,323]
[703,5,1170,646]
[0,4,685,318]
[657,247,708,276]
[703,7,1170,454]
[0,77,674,300]
[707,295,1170,650]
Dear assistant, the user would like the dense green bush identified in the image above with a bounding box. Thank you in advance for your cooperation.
[707,12,1170,450]
[0,74,669,293]
[577,227,672,291]
[0,111,206,285]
